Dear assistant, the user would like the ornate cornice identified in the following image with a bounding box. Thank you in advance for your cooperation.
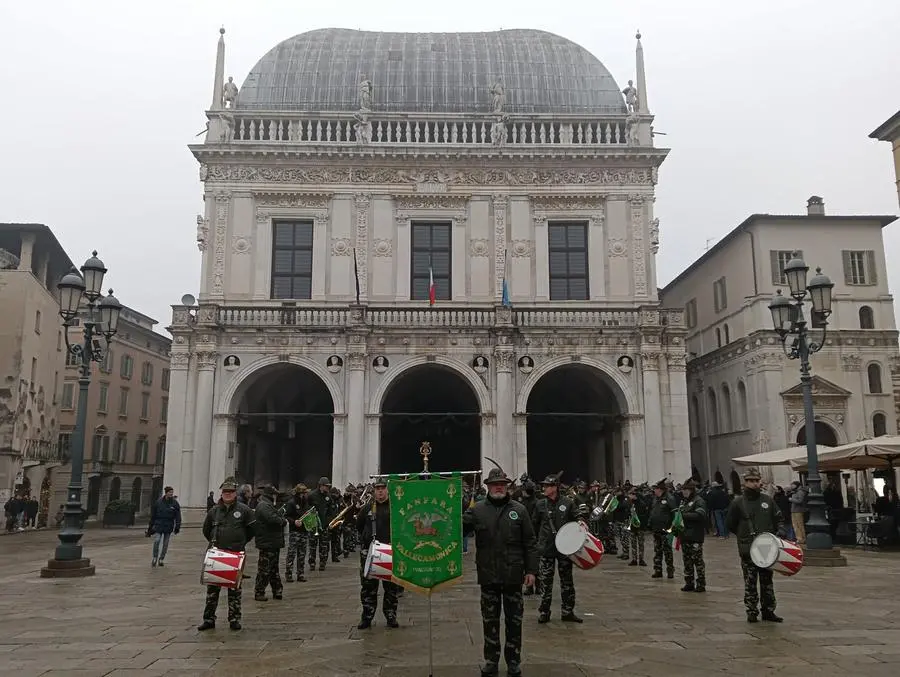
[204,164,656,187]
[253,192,331,209]
[393,194,469,211]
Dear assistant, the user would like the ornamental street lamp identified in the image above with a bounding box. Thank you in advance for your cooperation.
[41,252,122,578]
[768,251,834,551]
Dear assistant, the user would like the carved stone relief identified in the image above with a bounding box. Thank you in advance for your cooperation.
[492,195,508,302]
[354,194,370,298]
[470,239,489,257]
[232,236,251,255]
[608,239,627,257]
[629,194,647,297]
[511,240,533,258]
[211,193,230,297]
[841,354,862,372]
[332,238,352,256]
[373,238,393,257]
[205,165,656,187]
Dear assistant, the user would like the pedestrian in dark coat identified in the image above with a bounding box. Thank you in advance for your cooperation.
[253,485,286,601]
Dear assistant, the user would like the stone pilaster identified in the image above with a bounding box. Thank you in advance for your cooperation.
[162,350,191,496]
[190,350,217,506]
[493,349,515,473]
[346,351,367,483]
[640,349,664,481]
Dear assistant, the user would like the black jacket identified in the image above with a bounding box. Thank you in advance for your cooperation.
[308,488,336,526]
[253,495,286,550]
[649,492,678,532]
[725,489,785,557]
[464,495,538,586]
[284,493,310,533]
[679,492,707,543]
[202,501,255,552]
[533,494,581,557]
[149,497,182,535]
[356,499,391,548]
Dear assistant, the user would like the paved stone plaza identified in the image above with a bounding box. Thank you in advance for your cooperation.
[1,528,899,676]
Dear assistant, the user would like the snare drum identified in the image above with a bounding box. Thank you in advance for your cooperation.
[363,540,393,581]
[201,547,246,589]
[555,521,604,570]
[749,532,804,577]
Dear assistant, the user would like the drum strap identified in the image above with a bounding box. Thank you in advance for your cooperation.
[737,497,758,538]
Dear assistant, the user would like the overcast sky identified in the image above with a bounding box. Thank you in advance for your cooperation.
[1,1,898,334]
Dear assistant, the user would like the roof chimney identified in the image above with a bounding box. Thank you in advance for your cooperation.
[807,196,825,216]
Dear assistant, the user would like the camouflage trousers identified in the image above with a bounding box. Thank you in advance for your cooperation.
[480,584,524,668]
[254,548,283,596]
[614,522,630,555]
[627,530,645,561]
[538,555,575,616]
[285,531,308,577]
[740,555,776,616]
[359,551,400,620]
[681,541,706,587]
[652,532,674,575]
[342,524,357,554]
[308,532,330,567]
[203,584,241,622]
[330,527,343,560]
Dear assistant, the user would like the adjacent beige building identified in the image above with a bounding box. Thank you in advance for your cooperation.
[0,224,73,512]
[56,307,172,517]
[659,197,899,491]
[870,110,900,208]
[165,28,691,511]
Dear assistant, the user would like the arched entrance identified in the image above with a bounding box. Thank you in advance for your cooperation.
[526,364,626,484]
[797,421,838,447]
[234,363,334,490]
[86,476,101,516]
[380,365,481,474]
[109,476,122,502]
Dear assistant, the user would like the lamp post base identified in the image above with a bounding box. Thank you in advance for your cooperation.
[40,558,96,578]
[801,546,847,567]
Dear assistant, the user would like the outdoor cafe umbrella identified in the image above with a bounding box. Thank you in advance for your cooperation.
[790,435,900,472]
[732,445,832,467]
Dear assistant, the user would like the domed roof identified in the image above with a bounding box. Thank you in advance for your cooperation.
[235,28,627,115]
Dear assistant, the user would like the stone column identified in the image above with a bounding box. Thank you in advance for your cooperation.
[332,414,347,487]
[480,413,496,474]
[641,350,665,481]
[365,415,380,478]
[346,352,367,483]
[513,413,528,478]
[493,349,515,472]
[208,416,234,489]
[626,414,647,483]
[190,350,217,506]
[666,352,691,479]
[751,352,788,447]
[163,351,191,493]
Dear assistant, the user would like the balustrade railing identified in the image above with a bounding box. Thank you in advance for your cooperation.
[21,439,65,463]
[214,304,657,330]
[227,112,632,147]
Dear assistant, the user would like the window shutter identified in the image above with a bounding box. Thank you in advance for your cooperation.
[842,250,852,284]
[770,250,781,285]
[866,250,877,285]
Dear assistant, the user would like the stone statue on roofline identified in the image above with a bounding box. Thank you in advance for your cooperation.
[358,75,373,111]
[623,79,639,113]
[222,76,239,108]
[490,81,506,114]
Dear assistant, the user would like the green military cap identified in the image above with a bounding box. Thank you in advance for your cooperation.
[742,467,762,481]
[220,477,238,490]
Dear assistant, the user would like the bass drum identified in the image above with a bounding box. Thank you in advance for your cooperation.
[749,532,804,576]
[363,540,393,581]
[554,521,604,570]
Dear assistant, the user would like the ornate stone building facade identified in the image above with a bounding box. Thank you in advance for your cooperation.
[165,28,690,509]
[660,197,899,491]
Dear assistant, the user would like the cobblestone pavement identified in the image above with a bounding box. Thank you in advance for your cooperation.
[1,528,899,676]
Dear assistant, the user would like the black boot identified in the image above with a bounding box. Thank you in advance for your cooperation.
[229,620,242,631]
[537,612,550,624]
[386,615,399,628]
[561,612,583,623]
[357,617,372,630]
[197,620,215,631]
[762,611,783,623]
[681,583,695,592]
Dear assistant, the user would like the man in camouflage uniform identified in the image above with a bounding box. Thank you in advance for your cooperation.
[678,478,707,592]
[726,467,785,623]
[283,484,310,582]
[533,474,586,624]
[648,479,677,579]
[307,477,335,570]
[253,485,286,601]
[625,485,648,566]
[342,484,359,557]
[198,477,255,631]
[464,467,537,677]
[355,478,401,629]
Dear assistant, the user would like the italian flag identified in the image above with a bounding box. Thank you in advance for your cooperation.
[428,266,436,306]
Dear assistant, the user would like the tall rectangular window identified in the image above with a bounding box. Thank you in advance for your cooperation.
[842,250,877,286]
[61,383,75,410]
[770,250,802,286]
[140,392,151,420]
[118,388,129,417]
[161,368,170,392]
[160,397,169,425]
[271,220,313,299]
[685,299,698,329]
[98,383,109,413]
[548,222,589,301]
[136,436,149,465]
[410,222,451,301]
[120,354,133,379]
[713,277,728,313]
[115,433,128,463]
[141,361,153,386]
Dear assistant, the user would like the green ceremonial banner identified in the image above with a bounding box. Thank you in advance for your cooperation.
[388,474,463,593]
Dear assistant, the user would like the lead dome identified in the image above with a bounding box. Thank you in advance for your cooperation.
[234,28,628,114]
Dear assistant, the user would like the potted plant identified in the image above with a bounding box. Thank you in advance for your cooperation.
[102,499,136,527]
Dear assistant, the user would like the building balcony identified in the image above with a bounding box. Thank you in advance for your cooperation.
[211,110,649,150]
[21,438,67,466]
[179,303,684,333]
[88,460,115,477]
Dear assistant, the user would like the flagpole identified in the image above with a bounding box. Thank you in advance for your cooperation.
[427,590,434,677]
[352,247,361,305]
